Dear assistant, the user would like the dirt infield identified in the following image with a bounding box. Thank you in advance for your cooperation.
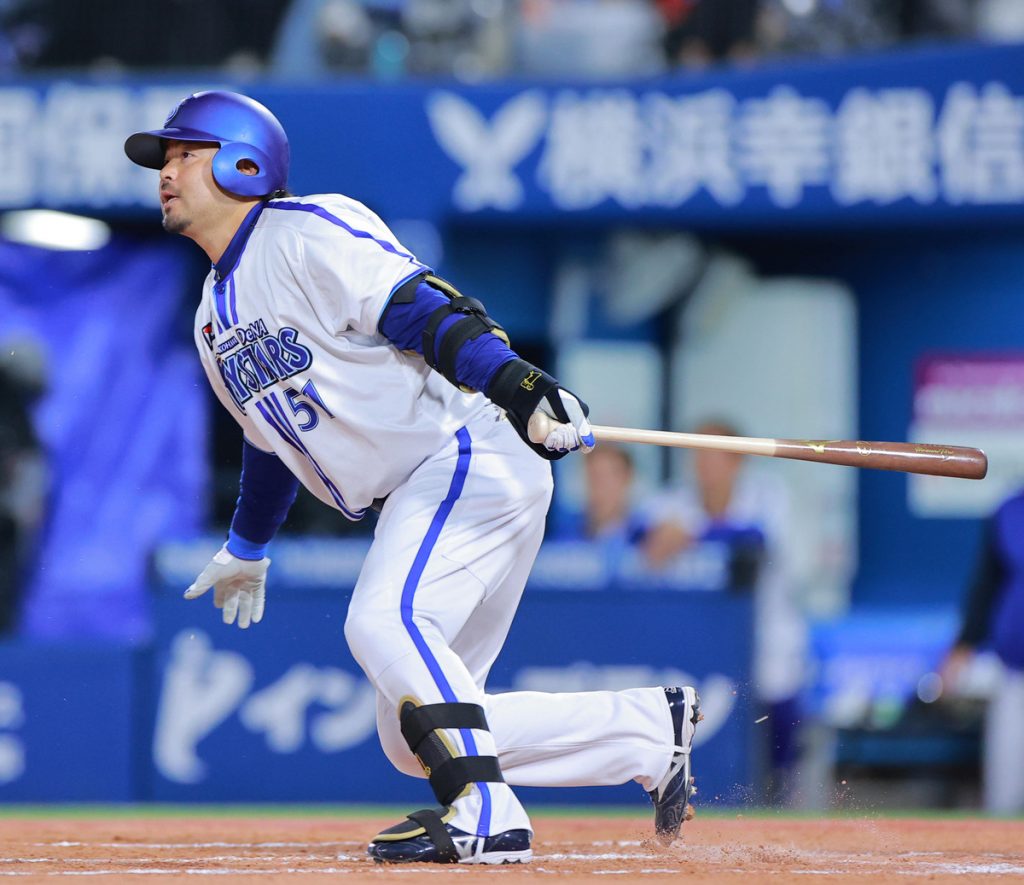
[1,812,1022,883]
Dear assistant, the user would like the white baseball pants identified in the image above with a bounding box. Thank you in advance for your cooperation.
[984,664,1024,814]
[344,405,675,836]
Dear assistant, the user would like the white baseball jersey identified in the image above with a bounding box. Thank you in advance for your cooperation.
[193,193,486,518]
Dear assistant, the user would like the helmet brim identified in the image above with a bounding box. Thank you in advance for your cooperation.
[124,127,222,169]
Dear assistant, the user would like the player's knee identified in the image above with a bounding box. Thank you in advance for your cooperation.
[379,727,426,779]
[343,606,390,662]
[342,607,364,648]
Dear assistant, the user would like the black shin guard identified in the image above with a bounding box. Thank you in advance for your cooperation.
[400,700,505,806]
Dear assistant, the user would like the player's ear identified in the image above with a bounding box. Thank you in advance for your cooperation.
[236,159,259,176]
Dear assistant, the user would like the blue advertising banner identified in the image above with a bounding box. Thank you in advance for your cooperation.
[2,43,1023,227]
[0,643,141,800]
[0,537,754,804]
[148,539,755,806]
[806,607,958,728]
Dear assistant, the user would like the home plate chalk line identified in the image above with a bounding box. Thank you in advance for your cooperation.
[1,840,1021,877]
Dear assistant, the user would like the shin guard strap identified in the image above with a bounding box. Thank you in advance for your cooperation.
[430,755,505,806]
[406,809,459,863]
[401,702,488,751]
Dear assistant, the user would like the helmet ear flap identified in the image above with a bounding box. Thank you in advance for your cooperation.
[212,142,275,197]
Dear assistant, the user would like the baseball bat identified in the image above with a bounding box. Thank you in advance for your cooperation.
[526,414,987,480]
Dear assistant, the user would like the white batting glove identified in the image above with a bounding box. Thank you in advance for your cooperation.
[184,545,270,629]
[534,390,595,454]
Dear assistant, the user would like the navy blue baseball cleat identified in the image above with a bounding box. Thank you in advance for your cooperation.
[368,807,532,864]
[649,685,701,845]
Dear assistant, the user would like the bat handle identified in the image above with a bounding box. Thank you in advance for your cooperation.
[527,411,556,444]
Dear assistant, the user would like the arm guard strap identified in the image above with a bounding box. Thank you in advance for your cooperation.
[390,273,511,392]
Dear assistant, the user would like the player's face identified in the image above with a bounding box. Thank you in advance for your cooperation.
[159,141,224,235]
[585,448,633,524]
[694,448,742,496]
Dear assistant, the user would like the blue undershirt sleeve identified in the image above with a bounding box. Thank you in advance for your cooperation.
[379,280,518,392]
[380,280,446,352]
[227,438,300,560]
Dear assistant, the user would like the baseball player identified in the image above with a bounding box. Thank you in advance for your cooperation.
[941,487,1024,814]
[124,90,700,865]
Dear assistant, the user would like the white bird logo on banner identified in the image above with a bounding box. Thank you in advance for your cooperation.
[427,90,547,211]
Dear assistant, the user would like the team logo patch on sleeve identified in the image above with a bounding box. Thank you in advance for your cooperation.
[202,323,216,350]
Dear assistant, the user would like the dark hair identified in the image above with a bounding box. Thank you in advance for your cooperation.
[591,444,633,471]
[694,417,741,438]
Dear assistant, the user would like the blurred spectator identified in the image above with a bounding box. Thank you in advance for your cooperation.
[940,487,1024,815]
[550,445,648,581]
[272,0,509,80]
[317,0,384,72]
[555,445,646,540]
[20,0,289,71]
[896,0,974,40]
[0,0,46,71]
[643,419,806,803]
[756,0,972,61]
[273,0,385,78]
[0,338,48,635]
[402,0,510,78]
[975,0,1024,42]
[657,0,759,67]
[4,0,992,77]
[757,0,893,59]
[552,446,647,585]
[517,0,665,77]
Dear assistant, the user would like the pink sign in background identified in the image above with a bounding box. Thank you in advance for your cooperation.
[915,354,1024,428]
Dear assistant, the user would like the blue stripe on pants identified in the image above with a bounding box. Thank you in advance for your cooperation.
[399,426,492,837]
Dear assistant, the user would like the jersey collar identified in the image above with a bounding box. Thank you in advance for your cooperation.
[214,201,266,281]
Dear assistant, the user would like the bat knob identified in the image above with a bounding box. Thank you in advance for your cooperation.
[527,411,555,444]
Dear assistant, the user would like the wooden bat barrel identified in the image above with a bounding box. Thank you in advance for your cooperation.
[772,439,987,480]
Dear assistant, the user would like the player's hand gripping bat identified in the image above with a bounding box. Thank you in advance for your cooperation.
[527,414,987,480]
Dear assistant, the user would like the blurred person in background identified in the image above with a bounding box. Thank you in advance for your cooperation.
[756,0,973,60]
[756,0,892,58]
[19,0,288,71]
[896,0,974,40]
[975,0,1024,42]
[272,0,509,80]
[0,0,46,71]
[517,0,665,77]
[657,0,760,67]
[551,445,648,576]
[574,444,644,542]
[272,0,392,78]
[0,339,48,635]
[401,0,510,78]
[642,419,806,804]
[940,486,1024,815]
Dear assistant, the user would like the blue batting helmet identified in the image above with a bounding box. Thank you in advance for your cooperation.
[124,90,289,198]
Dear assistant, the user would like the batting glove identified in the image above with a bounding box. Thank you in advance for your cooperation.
[486,358,594,460]
[534,389,595,454]
[184,545,270,629]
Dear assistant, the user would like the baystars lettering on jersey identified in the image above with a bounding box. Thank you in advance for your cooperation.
[193,193,485,519]
[214,318,314,408]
